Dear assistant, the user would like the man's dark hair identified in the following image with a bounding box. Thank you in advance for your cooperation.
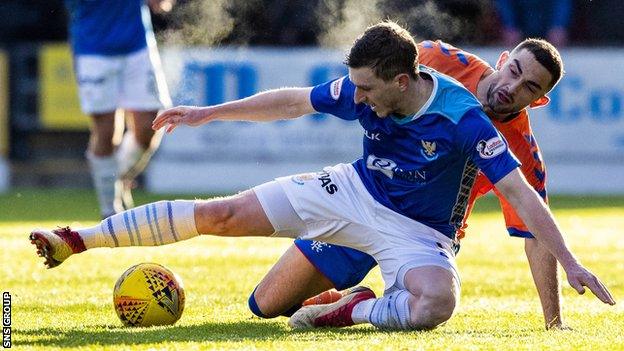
[513,38,564,90]
[345,21,419,81]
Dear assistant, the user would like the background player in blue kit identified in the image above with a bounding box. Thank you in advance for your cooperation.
[30,21,615,331]
[64,0,174,218]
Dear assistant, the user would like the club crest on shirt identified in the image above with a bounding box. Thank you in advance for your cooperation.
[477,137,507,159]
[420,140,438,161]
[330,77,345,100]
[367,154,427,183]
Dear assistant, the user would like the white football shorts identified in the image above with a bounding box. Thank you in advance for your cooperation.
[74,47,171,114]
[253,163,460,292]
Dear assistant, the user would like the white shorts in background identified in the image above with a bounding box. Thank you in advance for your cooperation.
[253,163,460,292]
[74,47,171,114]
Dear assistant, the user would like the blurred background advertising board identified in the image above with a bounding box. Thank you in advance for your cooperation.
[146,48,624,194]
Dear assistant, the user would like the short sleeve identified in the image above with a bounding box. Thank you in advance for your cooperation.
[310,76,359,121]
[456,109,520,184]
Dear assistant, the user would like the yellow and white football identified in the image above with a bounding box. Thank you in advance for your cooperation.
[113,263,185,327]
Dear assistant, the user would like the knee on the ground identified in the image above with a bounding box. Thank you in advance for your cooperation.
[247,288,281,319]
[409,292,456,330]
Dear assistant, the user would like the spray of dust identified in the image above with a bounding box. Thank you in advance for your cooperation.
[388,1,468,42]
[316,0,487,47]
[157,0,235,46]
[316,0,382,48]
[157,0,489,47]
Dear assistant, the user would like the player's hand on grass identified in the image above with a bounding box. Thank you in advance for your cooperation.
[564,263,615,305]
[545,316,572,330]
[153,106,212,133]
[546,323,573,331]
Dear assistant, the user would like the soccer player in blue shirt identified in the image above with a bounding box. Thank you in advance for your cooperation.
[30,21,615,330]
[64,0,174,218]
[247,39,565,329]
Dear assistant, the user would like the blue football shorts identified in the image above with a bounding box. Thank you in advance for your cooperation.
[294,238,377,290]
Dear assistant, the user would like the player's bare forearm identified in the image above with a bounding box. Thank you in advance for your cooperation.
[495,169,615,305]
[153,88,315,132]
[496,170,575,266]
[525,238,563,329]
[211,87,315,122]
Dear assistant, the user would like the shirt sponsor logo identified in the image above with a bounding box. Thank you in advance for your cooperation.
[366,155,397,179]
[420,140,438,161]
[330,77,344,100]
[477,137,506,159]
[366,155,427,183]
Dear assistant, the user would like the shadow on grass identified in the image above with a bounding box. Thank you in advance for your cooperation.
[15,320,388,347]
[15,319,545,347]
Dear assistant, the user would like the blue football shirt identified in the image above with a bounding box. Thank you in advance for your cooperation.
[64,0,149,55]
[310,66,520,239]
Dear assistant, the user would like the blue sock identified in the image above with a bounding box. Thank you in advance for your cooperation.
[248,287,267,318]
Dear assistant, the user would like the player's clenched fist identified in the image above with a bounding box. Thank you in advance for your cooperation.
[152,106,213,133]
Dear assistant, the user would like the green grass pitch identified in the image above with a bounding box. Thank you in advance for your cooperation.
[1,189,623,350]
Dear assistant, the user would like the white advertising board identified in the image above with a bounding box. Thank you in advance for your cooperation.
[147,47,624,194]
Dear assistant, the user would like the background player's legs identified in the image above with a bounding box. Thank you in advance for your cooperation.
[250,245,334,318]
[117,110,161,179]
[127,110,159,149]
[116,110,163,209]
[89,112,117,156]
[87,112,120,217]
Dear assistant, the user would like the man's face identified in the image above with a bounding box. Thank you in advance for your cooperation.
[486,49,553,115]
[349,67,401,118]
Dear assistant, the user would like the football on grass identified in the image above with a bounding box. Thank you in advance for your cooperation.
[113,263,185,327]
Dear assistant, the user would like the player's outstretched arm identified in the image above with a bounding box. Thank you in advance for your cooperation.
[153,87,314,133]
[524,238,565,329]
[495,168,616,306]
